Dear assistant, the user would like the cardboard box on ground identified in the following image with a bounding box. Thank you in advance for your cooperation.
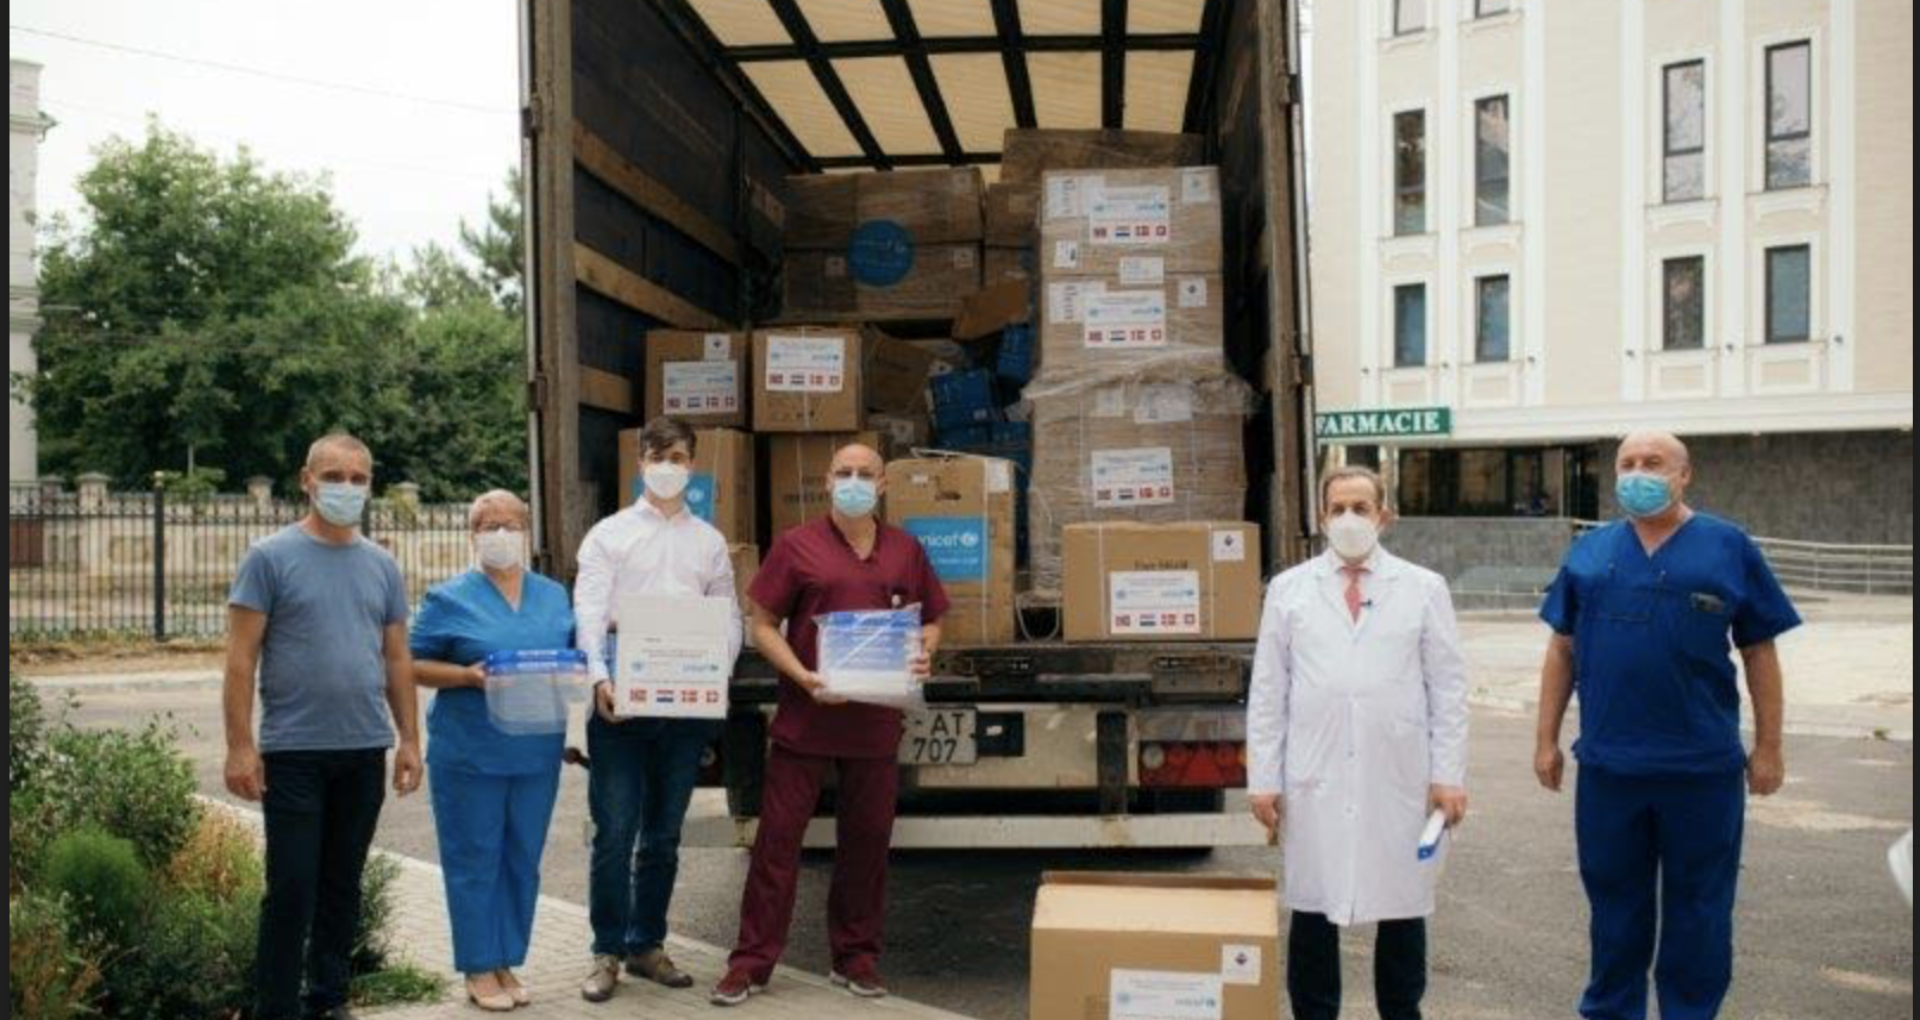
[1030,872,1280,1020]
[885,457,1018,648]
[1061,522,1262,643]
[617,427,756,546]
[642,330,748,428]
[766,431,882,538]
[752,327,867,433]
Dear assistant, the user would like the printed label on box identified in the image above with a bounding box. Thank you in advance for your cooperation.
[1110,970,1223,1020]
[1084,290,1169,349]
[662,361,740,415]
[1133,384,1194,425]
[1119,256,1166,285]
[904,516,989,583]
[1108,572,1205,637]
[1088,185,1172,245]
[1211,528,1248,563]
[1052,239,1082,270]
[1178,276,1210,309]
[1047,280,1106,324]
[1182,168,1217,204]
[1092,386,1129,419]
[1220,944,1263,986]
[704,333,732,360]
[1091,447,1176,508]
[1045,173,1102,219]
[764,336,847,393]
[987,460,1015,494]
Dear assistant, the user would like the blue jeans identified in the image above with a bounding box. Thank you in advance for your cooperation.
[1576,765,1746,1020]
[586,715,716,957]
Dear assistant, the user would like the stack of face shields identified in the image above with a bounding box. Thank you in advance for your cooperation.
[484,649,589,736]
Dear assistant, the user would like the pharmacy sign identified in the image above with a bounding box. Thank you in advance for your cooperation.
[1314,407,1452,442]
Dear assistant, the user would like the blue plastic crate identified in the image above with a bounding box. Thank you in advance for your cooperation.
[930,368,1001,431]
[996,323,1035,384]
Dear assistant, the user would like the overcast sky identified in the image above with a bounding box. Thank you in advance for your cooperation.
[12,0,521,265]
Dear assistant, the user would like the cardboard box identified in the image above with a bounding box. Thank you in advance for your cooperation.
[984,245,1036,291]
[1030,872,1281,1020]
[781,244,983,322]
[1061,522,1261,642]
[1039,167,1223,279]
[767,431,883,538]
[729,543,761,647]
[642,330,748,428]
[783,168,985,249]
[752,327,866,433]
[1039,272,1225,376]
[985,183,1041,247]
[954,280,1033,341]
[999,128,1208,186]
[618,428,757,546]
[869,412,931,461]
[885,457,1018,648]
[864,333,942,414]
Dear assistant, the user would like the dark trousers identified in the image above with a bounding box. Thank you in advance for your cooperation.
[255,749,387,1020]
[586,715,714,957]
[1576,766,1746,1020]
[1288,911,1428,1020]
[730,745,899,978]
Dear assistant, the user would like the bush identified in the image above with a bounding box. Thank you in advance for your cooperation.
[10,672,53,789]
[42,827,150,942]
[9,892,104,1020]
[163,810,264,902]
[352,852,402,974]
[99,887,258,1020]
[13,719,200,882]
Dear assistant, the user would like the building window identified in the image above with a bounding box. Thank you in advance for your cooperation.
[1394,110,1426,235]
[1765,245,1811,343]
[1475,0,1512,16]
[1663,60,1707,202]
[1394,0,1427,35]
[1474,95,1511,225]
[1765,41,1812,190]
[1662,256,1707,350]
[1475,275,1511,362]
[1394,283,1428,367]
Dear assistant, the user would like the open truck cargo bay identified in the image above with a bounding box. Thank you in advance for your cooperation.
[521,0,1312,848]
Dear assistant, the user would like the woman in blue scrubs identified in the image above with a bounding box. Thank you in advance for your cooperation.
[412,490,576,1010]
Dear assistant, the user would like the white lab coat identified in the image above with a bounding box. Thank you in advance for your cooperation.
[1246,547,1469,925]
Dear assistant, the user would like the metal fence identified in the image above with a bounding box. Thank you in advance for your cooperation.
[1572,519,1914,596]
[9,481,474,639]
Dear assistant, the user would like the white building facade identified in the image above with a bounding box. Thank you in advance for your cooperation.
[1309,0,1912,544]
[11,59,54,486]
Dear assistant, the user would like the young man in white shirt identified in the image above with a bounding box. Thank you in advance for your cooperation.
[573,417,743,1003]
[1246,465,1470,1020]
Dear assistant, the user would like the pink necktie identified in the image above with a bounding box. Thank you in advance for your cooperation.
[1342,565,1368,622]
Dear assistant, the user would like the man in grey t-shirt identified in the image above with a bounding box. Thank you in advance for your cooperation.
[224,433,422,1020]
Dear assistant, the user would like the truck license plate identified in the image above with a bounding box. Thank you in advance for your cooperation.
[900,709,977,766]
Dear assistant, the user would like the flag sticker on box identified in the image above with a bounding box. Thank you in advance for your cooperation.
[614,594,733,720]
[1090,447,1176,508]
[764,335,846,393]
[662,361,740,414]
[1083,290,1169,349]
[1109,571,1204,637]
[1088,185,1173,245]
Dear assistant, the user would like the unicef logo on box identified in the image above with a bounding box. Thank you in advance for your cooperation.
[905,516,988,583]
[685,474,716,524]
[848,219,915,287]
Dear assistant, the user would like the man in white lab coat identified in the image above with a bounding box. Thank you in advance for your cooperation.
[1247,466,1470,1020]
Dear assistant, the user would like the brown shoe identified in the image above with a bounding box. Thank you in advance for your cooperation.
[580,954,621,1003]
[625,947,695,989]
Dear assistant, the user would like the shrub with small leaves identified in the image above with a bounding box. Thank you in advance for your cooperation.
[8,891,104,1020]
[43,826,150,943]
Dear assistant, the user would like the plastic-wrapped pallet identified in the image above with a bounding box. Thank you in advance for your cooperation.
[1039,166,1222,280]
[1022,352,1254,598]
[1038,271,1225,378]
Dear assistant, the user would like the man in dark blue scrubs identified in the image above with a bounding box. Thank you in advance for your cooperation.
[1535,431,1801,1020]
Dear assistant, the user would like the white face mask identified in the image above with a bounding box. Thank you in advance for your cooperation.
[643,462,691,501]
[1325,511,1381,561]
[473,528,525,571]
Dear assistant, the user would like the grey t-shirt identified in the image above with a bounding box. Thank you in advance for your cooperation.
[229,524,410,753]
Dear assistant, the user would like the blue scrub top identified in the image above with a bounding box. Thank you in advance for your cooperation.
[1541,514,1801,776]
[411,569,577,776]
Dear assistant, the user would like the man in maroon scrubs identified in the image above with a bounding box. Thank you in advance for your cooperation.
[712,442,948,1006]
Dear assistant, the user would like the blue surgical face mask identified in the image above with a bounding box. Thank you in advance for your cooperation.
[831,477,879,518]
[1615,472,1674,519]
[313,481,370,527]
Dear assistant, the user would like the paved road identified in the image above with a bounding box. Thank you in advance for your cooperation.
[49,676,1912,1020]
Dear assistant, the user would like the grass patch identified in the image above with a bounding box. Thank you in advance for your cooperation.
[351,963,449,1007]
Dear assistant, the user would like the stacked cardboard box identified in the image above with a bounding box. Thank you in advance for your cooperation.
[990,129,1207,250]
[751,327,867,433]
[643,330,749,427]
[780,168,985,322]
[885,456,1019,648]
[1062,522,1262,642]
[767,430,882,537]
